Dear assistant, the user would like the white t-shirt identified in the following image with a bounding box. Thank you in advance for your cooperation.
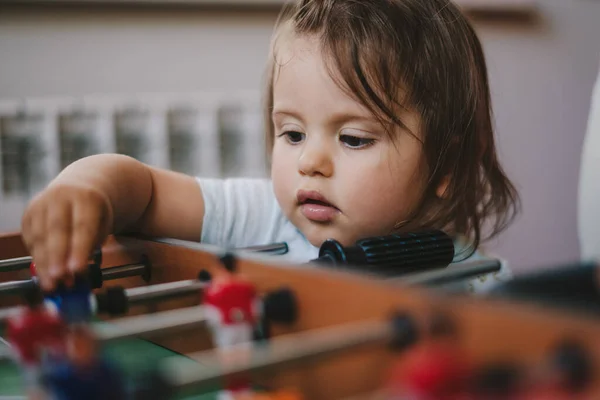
[199,178,319,263]
[197,177,511,293]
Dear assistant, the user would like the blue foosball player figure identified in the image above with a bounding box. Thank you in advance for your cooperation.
[42,324,126,400]
[30,262,96,324]
[30,262,126,324]
[44,279,95,324]
[43,276,96,324]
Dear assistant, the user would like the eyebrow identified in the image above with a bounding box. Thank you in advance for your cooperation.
[272,109,379,126]
[272,109,303,121]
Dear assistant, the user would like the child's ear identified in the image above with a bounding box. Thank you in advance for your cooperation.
[436,176,450,199]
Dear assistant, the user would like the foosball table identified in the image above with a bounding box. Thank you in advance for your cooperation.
[0,231,599,399]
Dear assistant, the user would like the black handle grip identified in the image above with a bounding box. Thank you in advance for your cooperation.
[312,230,455,276]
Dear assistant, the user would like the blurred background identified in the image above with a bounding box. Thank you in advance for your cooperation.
[0,0,599,275]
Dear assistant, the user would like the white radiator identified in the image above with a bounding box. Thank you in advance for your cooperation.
[0,91,267,231]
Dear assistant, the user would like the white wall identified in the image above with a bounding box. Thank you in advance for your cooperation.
[0,7,277,97]
[0,1,599,273]
[477,0,600,272]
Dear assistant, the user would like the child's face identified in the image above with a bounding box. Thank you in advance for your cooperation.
[270,35,425,248]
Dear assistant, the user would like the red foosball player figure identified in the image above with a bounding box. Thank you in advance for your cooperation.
[41,324,125,400]
[29,262,38,283]
[202,253,262,400]
[5,285,66,399]
[202,253,262,348]
[385,312,472,400]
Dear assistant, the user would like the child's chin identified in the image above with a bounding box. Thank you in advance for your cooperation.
[300,224,355,248]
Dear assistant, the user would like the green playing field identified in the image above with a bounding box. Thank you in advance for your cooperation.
[0,335,219,399]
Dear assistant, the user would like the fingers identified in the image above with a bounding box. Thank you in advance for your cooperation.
[26,207,54,291]
[21,185,112,292]
[68,199,103,275]
[20,205,36,257]
[46,200,73,284]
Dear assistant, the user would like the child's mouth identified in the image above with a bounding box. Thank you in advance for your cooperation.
[297,190,340,222]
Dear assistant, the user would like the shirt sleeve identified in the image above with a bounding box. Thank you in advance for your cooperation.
[197,178,288,249]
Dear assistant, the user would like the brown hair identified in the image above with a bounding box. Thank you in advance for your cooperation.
[263,0,520,256]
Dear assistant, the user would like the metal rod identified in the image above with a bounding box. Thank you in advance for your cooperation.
[0,279,208,326]
[0,306,21,323]
[0,335,12,360]
[0,280,36,296]
[238,242,289,256]
[95,305,206,343]
[390,259,502,286]
[0,256,32,273]
[158,319,392,391]
[0,262,152,297]
[101,263,148,281]
[126,280,207,305]
[0,240,285,274]
[0,306,208,362]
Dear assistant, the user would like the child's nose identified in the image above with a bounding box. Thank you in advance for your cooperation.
[297,139,333,178]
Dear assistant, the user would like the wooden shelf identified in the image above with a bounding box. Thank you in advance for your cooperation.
[0,0,538,12]
[0,0,539,23]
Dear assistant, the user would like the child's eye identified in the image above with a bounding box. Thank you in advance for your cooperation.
[340,134,375,149]
[281,131,305,144]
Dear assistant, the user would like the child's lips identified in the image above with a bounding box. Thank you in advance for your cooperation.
[296,190,340,222]
[300,203,340,222]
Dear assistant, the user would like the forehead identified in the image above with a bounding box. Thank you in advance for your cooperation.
[272,33,375,119]
[270,31,422,141]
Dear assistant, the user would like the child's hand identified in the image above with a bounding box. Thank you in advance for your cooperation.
[21,182,113,291]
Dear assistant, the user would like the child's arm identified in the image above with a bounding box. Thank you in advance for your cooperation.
[21,153,205,290]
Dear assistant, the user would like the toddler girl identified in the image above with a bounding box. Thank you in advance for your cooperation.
[21,0,519,292]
